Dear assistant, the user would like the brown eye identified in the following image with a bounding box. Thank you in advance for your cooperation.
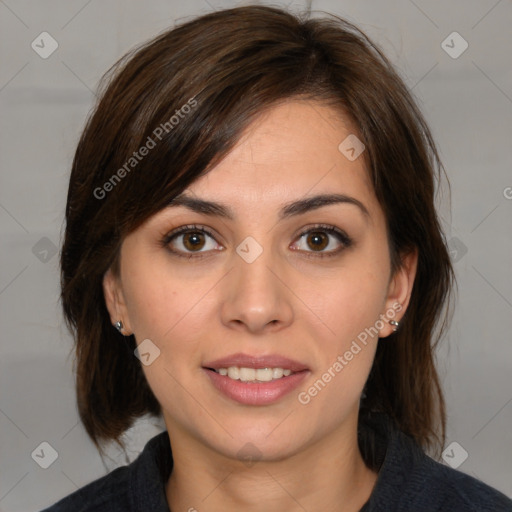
[163,224,221,258]
[292,224,353,258]
[182,231,206,251]
[306,231,329,251]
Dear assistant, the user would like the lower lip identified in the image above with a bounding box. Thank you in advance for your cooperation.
[203,368,310,405]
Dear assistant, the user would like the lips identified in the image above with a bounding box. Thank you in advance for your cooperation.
[202,352,310,405]
[202,352,309,372]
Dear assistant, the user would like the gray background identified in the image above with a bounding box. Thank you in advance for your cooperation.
[1,0,511,510]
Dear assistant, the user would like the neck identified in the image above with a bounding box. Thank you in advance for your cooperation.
[165,414,377,512]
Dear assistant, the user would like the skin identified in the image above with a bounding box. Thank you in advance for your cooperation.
[103,99,417,512]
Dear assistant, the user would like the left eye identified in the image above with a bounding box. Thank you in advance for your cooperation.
[291,225,352,257]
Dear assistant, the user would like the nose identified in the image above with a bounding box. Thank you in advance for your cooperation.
[220,239,294,334]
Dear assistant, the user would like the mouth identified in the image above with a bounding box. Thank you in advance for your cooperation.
[202,353,310,405]
[202,352,309,379]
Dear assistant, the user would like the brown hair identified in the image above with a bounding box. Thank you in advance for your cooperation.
[60,5,454,460]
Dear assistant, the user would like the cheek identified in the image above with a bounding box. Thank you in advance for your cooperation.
[121,260,188,341]
[297,275,383,412]
[121,260,219,367]
[309,267,388,344]
[122,268,207,394]
[123,275,170,335]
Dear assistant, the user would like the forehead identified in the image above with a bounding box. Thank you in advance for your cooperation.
[176,99,378,219]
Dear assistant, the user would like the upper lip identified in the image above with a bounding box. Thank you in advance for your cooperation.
[203,353,309,372]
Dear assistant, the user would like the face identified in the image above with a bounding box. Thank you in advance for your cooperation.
[104,99,417,464]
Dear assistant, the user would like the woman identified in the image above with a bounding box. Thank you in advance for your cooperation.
[42,5,512,511]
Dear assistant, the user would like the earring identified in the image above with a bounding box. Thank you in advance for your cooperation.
[389,320,400,332]
[114,321,124,333]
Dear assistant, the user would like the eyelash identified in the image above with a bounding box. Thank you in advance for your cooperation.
[161,223,353,260]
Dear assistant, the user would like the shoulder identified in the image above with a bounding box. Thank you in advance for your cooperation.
[389,432,512,511]
[412,454,512,512]
[39,464,131,511]
[39,430,172,512]
[360,412,512,512]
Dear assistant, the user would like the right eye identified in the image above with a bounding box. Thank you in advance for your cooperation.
[162,224,224,259]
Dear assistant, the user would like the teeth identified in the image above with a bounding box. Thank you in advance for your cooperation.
[227,367,239,380]
[272,367,284,379]
[214,366,295,382]
[240,367,257,382]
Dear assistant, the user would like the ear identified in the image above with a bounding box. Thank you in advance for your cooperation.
[103,267,133,335]
[379,248,418,338]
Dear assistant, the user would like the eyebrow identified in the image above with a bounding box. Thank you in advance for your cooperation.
[167,192,370,221]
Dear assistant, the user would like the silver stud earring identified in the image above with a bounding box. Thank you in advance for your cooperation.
[114,321,123,333]
[389,320,400,332]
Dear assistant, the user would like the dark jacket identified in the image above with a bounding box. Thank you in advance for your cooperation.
[40,412,512,511]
